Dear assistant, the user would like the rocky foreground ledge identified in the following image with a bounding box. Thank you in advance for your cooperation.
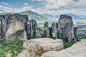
[41,39,86,57]
[17,38,64,57]
[17,38,86,57]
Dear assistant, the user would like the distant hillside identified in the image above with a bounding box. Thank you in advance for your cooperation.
[41,13,86,20]
[18,10,57,23]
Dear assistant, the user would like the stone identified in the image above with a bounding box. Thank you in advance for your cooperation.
[51,23,57,39]
[34,22,42,38]
[58,15,76,43]
[17,49,30,57]
[74,27,80,40]
[41,39,86,57]
[23,38,64,56]
[43,22,50,38]
[27,19,42,38]
[6,20,27,42]
[0,14,28,41]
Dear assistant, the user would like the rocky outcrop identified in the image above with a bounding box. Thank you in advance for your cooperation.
[27,19,42,38]
[17,38,64,57]
[43,22,50,38]
[74,27,80,40]
[56,23,58,29]
[58,15,76,43]
[51,23,57,39]
[0,14,28,41]
[6,20,27,42]
[41,39,86,57]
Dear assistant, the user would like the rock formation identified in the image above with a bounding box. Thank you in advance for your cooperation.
[0,14,28,42]
[27,19,42,38]
[41,39,86,57]
[51,23,57,39]
[17,38,64,57]
[58,15,76,43]
[56,23,58,29]
[74,27,80,40]
[43,22,50,38]
[6,20,27,42]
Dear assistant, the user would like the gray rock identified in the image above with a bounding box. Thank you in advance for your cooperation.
[27,19,42,38]
[74,27,80,40]
[6,20,27,42]
[34,22,42,38]
[41,39,86,57]
[58,15,76,43]
[51,23,57,39]
[43,22,50,38]
[0,14,28,42]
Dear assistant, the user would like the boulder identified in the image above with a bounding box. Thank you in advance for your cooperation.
[51,23,57,39]
[58,15,76,43]
[41,39,86,57]
[43,22,50,38]
[6,20,27,42]
[22,38,64,57]
[17,49,30,57]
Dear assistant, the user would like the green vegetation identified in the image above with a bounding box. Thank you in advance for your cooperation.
[0,38,24,57]
[19,11,57,23]
[27,33,31,40]
[78,34,86,39]
[32,24,35,38]
[57,33,76,49]
[49,28,53,39]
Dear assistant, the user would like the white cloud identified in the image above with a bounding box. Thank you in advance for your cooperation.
[31,0,43,1]
[2,2,8,5]
[0,0,86,15]
[23,3,29,5]
[0,5,33,13]
[37,0,43,1]
[34,0,86,15]
[1,2,14,7]
[31,0,35,1]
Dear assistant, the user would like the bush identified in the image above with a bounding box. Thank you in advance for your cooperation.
[49,27,53,39]
[57,33,76,49]
[0,38,24,57]
[27,33,31,40]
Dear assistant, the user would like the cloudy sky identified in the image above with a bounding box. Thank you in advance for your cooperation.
[0,0,86,15]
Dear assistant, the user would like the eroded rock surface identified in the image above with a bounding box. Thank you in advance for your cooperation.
[51,23,57,39]
[27,19,42,38]
[58,15,76,43]
[74,27,80,40]
[0,14,28,42]
[17,38,64,57]
[41,39,86,57]
[43,22,50,38]
[6,20,27,42]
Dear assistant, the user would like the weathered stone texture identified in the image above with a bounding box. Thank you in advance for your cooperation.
[58,15,76,43]
[43,22,50,38]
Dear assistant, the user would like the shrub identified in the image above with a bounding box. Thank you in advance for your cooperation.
[0,38,24,57]
[57,33,76,49]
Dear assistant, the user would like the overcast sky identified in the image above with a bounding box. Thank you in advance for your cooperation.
[0,0,86,15]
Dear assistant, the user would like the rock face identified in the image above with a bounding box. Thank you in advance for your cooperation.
[17,38,64,57]
[58,15,76,43]
[6,20,27,42]
[74,27,80,40]
[27,19,42,38]
[51,23,57,39]
[41,39,86,57]
[43,22,50,38]
[0,14,28,42]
